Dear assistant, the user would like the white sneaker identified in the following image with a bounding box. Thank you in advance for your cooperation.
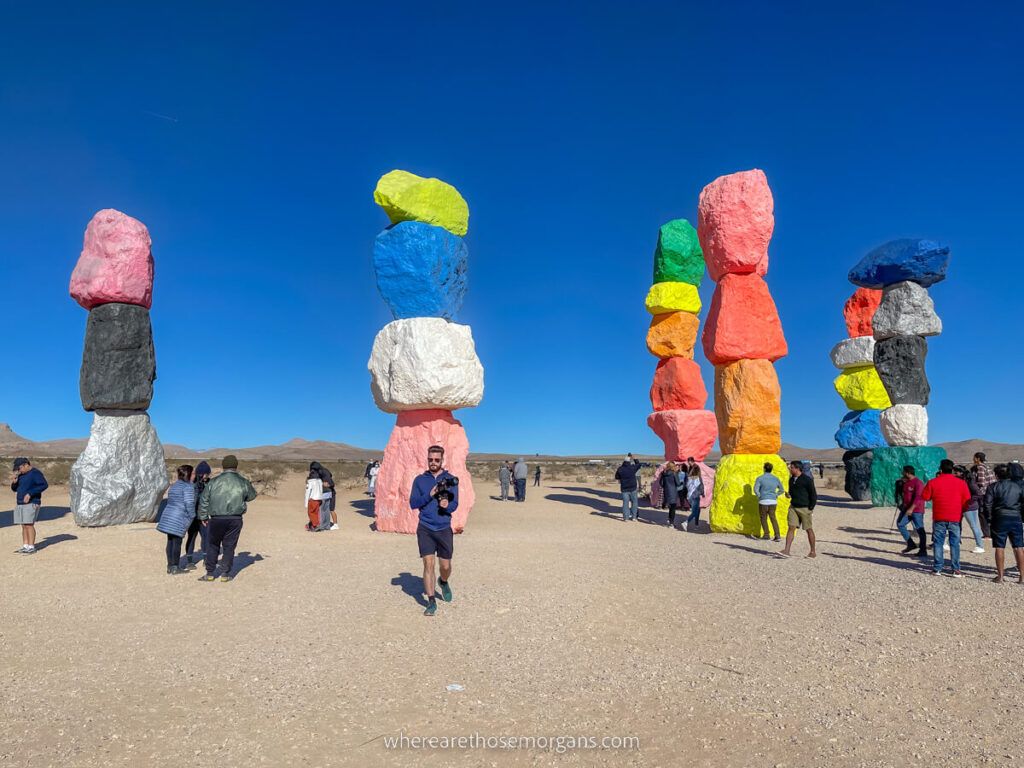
[330,524,339,531]
[681,521,688,531]
[973,546,985,554]
[943,543,950,551]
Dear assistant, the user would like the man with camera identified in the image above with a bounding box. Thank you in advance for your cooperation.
[409,445,459,616]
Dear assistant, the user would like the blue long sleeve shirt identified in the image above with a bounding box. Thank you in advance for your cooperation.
[409,470,459,531]
[11,468,48,504]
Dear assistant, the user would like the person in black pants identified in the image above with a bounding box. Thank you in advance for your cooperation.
[184,461,212,567]
[196,455,258,582]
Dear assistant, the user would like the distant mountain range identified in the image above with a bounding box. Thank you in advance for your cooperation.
[1,423,1021,463]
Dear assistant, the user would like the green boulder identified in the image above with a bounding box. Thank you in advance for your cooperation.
[653,219,704,285]
[870,446,947,506]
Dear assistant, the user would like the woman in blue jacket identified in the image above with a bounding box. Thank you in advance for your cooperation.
[158,465,196,575]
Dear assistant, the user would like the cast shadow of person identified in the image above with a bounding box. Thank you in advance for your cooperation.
[391,572,428,607]
[0,505,71,527]
[232,551,265,575]
[731,484,763,537]
[34,533,78,551]
[350,499,375,518]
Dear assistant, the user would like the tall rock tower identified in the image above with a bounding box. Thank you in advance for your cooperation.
[369,171,482,533]
[697,170,791,534]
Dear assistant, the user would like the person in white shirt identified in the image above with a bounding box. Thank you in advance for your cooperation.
[304,469,323,532]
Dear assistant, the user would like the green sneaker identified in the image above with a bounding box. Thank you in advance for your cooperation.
[439,581,452,602]
[424,599,437,617]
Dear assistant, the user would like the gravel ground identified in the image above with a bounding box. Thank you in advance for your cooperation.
[2,472,1022,768]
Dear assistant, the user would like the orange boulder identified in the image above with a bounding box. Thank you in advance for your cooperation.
[843,287,883,337]
[701,273,787,365]
[714,359,782,454]
[650,358,708,411]
[647,409,718,462]
[646,311,699,359]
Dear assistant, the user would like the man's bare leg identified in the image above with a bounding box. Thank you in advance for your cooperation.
[994,548,1005,583]
[23,524,35,547]
[1014,547,1024,584]
[806,529,816,558]
[781,529,795,557]
[439,558,451,584]
[422,554,436,600]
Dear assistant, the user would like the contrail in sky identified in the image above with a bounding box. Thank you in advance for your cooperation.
[143,110,178,123]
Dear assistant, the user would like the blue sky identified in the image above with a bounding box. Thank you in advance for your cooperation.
[2,2,1021,455]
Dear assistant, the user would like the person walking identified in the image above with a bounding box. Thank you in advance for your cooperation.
[197,455,257,582]
[10,458,48,555]
[754,462,784,541]
[660,461,682,528]
[955,464,985,554]
[897,466,928,557]
[184,461,212,567]
[409,445,459,617]
[615,457,640,521]
[498,462,511,501]
[683,463,705,532]
[304,468,323,532]
[368,461,380,500]
[780,460,817,558]
[513,458,528,502]
[534,465,542,487]
[157,465,196,574]
[984,464,1024,584]
[922,459,971,578]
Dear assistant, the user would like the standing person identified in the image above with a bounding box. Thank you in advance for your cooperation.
[197,455,258,583]
[683,463,705,532]
[311,461,337,531]
[184,461,212,567]
[513,458,528,502]
[972,452,997,537]
[409,445,459,617]
[754,462,784,541]
[368,461,380,500]
[897,466,928,557]
[363,461,373,494]
[157,465,195,574]
[498,462,511,501]
[660,461,682,528]
[984,464,1024,584]
[9,458,48,555]
[304,468,323,532]
[780,460,817,558]
[955,464,985,554]
[922,459,971,577]
[534,465,542,487]
[615,457,640,521]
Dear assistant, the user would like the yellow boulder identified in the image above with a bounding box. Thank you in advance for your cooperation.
[709,454,790,536]
[373,170,469,236]
[834,365,892,410]
[645,282,701,315]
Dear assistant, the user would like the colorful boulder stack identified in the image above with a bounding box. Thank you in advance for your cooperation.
[831,286,889,500]
[644,219,716,508]
[697,170,791,535]
[369,171,481,533]
[847,239,950,505]
[68,209,168,526]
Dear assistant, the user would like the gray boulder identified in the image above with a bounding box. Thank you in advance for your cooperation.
[80,303,156,411]
[843,449,873,501]
[872,281,942,340]
[70,412,168,526]
[873,335,930,405]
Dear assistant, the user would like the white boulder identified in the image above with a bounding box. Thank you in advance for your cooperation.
[880,404,928,446]
[829,336,876,369]
[368,318,484,413]
[873,281,942,340]
[70,412,169,526]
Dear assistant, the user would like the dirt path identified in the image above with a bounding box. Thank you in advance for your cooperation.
[2,472,1022,767]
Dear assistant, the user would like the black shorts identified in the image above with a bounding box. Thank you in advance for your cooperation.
[992,517,1024,549]
[417,525,454,559]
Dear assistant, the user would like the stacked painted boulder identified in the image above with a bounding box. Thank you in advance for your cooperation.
[847,240,950,505]
[369,171,481,533]
[68,209,168,526]
[644,219,716,508]
[697,170,791,535]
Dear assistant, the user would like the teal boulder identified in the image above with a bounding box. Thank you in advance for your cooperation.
[653,219,704,285]
[870,446,947,506]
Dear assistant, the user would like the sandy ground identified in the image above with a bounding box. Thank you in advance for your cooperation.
[2,471,1023,768]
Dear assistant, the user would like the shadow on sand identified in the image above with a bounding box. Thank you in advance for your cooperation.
[34,533,78,551]
[818,493,873,511]
[232,551,265,575]
[391,572,427,607]
[350,499,375,518]
[0,506,71,527]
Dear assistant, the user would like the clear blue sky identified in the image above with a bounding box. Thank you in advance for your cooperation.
[2,2,1021,455]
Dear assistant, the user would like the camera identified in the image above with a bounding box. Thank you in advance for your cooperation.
[433,475,459,513]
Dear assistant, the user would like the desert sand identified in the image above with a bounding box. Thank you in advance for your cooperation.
[2,471,1023,767]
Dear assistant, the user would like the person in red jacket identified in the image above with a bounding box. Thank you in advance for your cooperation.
[922,459,971,577]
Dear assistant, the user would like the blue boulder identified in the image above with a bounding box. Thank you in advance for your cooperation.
[848,239,950,289]
[834,410,888,450]
[373,221,468,319]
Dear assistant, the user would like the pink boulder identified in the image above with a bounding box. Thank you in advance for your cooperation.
[697,169,774,282]
[70,209,154,310]
[646,409,718,462]
[649,461,715,510]
[373,409,474,534]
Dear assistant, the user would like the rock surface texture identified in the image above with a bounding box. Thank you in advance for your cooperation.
[872,281,942,340]
[69,209,154,310]
[373,170,469,236]
[372,409,473,534]
[79,303,156,412]
[70,413,168,526]
[835,410,888,451]
[646,409,718,462]
[713,359,781,454]
[697,169,774,282]
[702,273,787,365]
[646,312,700,359]
[653,219,705,285]
[843,288,883,338]
[649,358,708,411]
[368,318,483,413]
[830,336,876,369]
[873,335,930,405]
[880,404,929,446]
[848,238,949,289]
[644,282,702,315]
[373,221,467,319]
[708,453,791,536]
[834,366,893,411]
[870,446,947,506]
[843,450,873,501]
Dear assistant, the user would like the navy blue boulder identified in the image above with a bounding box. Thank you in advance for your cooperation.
[848,239,949,289]
[373,221,468,319]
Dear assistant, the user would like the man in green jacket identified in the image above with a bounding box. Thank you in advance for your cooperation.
[197,455,257,582]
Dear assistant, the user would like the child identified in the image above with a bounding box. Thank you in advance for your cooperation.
[304,469,323,532]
